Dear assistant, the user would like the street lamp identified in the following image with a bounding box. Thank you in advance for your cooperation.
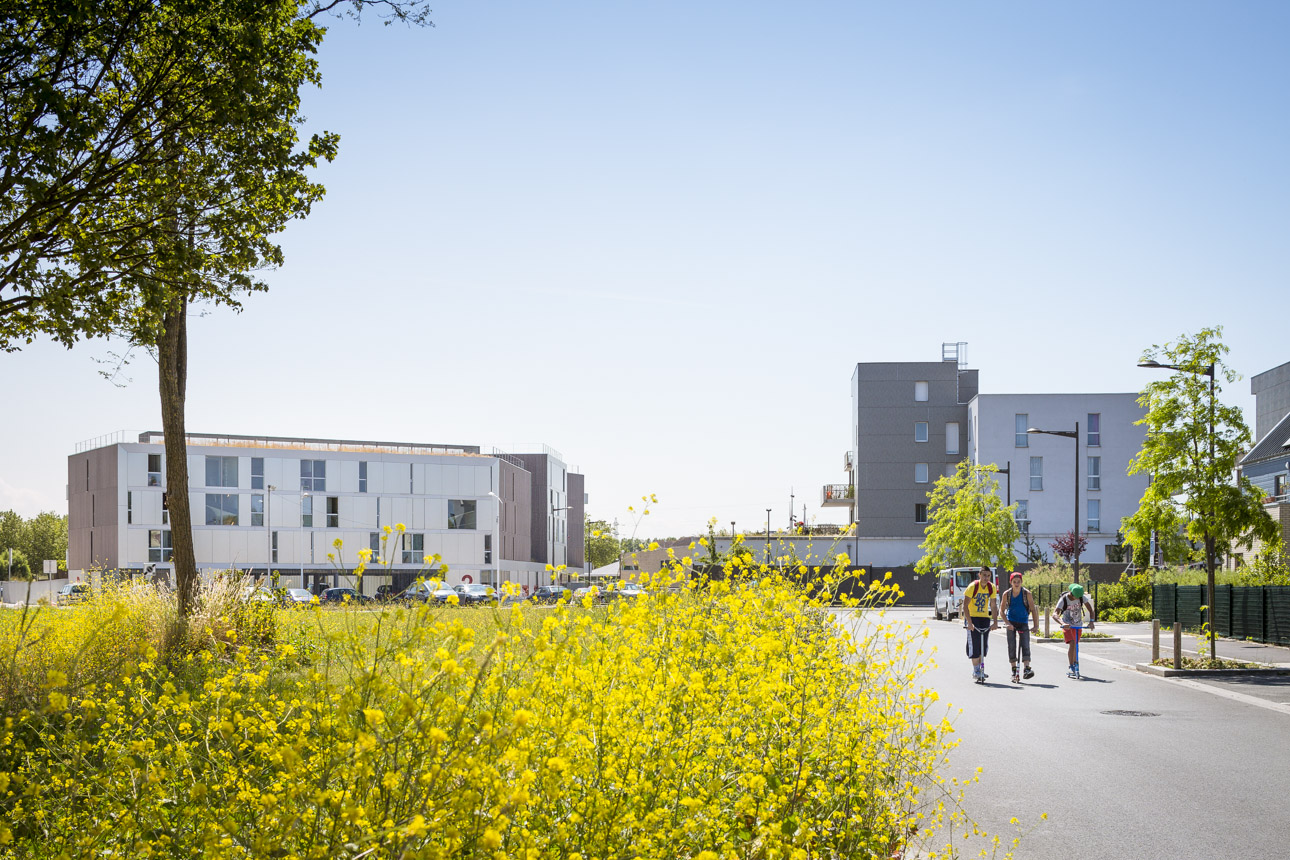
[300,491,310,591]
[765,509,772,566]
[1027,423,1080,585]
[487,490,505,590]
[1139,358,1218,660]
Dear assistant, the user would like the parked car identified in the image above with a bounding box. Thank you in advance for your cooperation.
[454,584,498,605]
[530,585,571,604]
[56,582,91,606]
[932,568,978,621]
[375,584,399,602]
[242,585,277,603]
[399,582,460,605]
[572,585,601,603]
[282,588,315,606]
[320,587,372,605]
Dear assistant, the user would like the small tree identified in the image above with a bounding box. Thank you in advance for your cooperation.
[585,518,621,570]
[1129,326,1277,659]
[1120,495,1192,568]
[916,460,1019,575]
[1049,530,1088,564]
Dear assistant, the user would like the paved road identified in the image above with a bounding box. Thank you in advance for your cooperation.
[835,607,1290,860]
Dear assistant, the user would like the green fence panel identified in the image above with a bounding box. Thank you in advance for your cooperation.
[1175,586,1207,629]
[1153,584,1175,626]
[1213,585,1231,638]
[1229,586,1264,641]
[1267,588,1290,646]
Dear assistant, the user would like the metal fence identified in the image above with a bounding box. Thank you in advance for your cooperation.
[1152,584,1290,646]
[1031,581,1100,610]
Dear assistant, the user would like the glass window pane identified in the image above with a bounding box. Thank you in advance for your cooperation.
[1015,414,1028,448]
[1030,456,1043,491]
[946,422,960,455]
[914,381,928,402]
[915,463,929,484]
[915,422,928,443]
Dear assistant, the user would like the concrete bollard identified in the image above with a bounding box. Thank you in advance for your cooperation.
[1173,623,1182,670]
[1152,619,1160,663]
[1044,610,1050,638]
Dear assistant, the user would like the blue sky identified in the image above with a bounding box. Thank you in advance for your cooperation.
[3,1,1287,539]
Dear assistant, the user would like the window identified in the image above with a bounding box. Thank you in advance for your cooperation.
[127,492,133,524]
[484,533,492,564]
[148,530,173,563]
[1015,499,1029,527]
[376,497,381,528]
[147,454,163,487]
[205,456,238,488]
[914,504,928,524]
[1015,414,1028,448]
[300,460,326,492]
[251,457,264,490]
[914,381,929,402]
[326,496,339,528]
[1087,456,1101,491]
[1030,457,1043,491]
[1276,474,1287,498]
[945,463,956,478]
[271,531,278,563]
[449,500,477,529]
[161,491,169,525]
[914,422,929,443]
[915,463,929,484]
[409,464,414,493]
[1087,499,1101,532]
[251,494,264,527]
[1087,413,1101,447]
[301,495,313,527]
[945,422,960,455]
[402,533,424,564]
[369,532,381,563]
[358,461,368,493]
[205,494,238,526]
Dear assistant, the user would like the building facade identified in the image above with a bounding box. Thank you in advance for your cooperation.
[67,431,585,594]
[821,344,1148,567]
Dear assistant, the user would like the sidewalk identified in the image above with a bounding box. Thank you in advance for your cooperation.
[1037,619,1290,669]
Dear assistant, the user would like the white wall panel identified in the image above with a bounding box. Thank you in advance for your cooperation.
[127,454,147,488]
[367,460,383,494]
[412,498,425,530]
[127,528,148,564]
[474,466,491,496]
[339,460,359,494]
[426,533,445,560]
[192,529,213,562]
[352,497,377,530]
[383,463,405,494]
[443,465,460,497]
[412,464,425,495]
[426,464,444,495]
[266,457,286,492]
[392,498,413,528]
[428,498,447,529]
[187,455,204,488]
[238,458,250,490]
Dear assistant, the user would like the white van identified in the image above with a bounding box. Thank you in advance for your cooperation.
[933,568,979,620]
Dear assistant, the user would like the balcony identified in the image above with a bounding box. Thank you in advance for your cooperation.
[843,450,853,472]
[821,483,854,507]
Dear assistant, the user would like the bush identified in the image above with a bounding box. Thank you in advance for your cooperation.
[1097,571,1153,612]
[0,570,1007,858]
[1102,606,1152,623]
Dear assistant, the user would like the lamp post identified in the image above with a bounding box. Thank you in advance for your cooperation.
[300,491,310,591]
[1139,358,1218,660]
[1027,424,1080,585]
[997,461,1011,506]
[487,490,504,589]
[765,509,772,566]
[266,484,276,582]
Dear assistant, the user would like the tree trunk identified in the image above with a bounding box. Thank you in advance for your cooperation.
[159,293,197,618]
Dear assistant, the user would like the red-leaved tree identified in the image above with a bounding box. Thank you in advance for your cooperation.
[1050,530,1088,563]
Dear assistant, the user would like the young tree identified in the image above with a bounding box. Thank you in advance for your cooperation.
[1129,326,1277,658]
[915,460,1020,575]
[25,511,67,574]
[1120,495,1192,568]
[1049,530,1088,564]
[1,0,430,617]
[585,518,621,570]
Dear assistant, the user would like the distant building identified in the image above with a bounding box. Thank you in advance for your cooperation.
[821,344,1147,567]
[67,431,585,594]
[1232,359,1290,567]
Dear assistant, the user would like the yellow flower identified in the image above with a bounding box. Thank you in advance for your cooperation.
[481,828,503,849]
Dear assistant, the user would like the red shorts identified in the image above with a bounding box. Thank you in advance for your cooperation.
[1063,627,1083,644]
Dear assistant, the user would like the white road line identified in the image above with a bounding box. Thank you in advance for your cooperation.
[1032,639,1290,717]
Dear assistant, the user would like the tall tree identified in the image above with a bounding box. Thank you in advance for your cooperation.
[1129,326,1276,658]
[1119,494,1192,568]
[1,0,430,617]
[585,518,621,570]
[915,460,1020,575]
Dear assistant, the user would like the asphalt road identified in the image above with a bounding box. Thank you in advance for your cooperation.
[834,607,1290,860]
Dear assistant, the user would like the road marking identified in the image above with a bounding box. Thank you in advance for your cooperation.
[1032,640,1290,717]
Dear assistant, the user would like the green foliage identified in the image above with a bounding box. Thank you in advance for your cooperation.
[1234,544,1290,586]
[584,517,621,569]
[1121,495,1194,567]
[1097,570,1153,612]
[1102,606,1152,623]
[2,547,31,580]
[0,510,66,579]
[915,460,1019,575]
[1127,327,1277,567]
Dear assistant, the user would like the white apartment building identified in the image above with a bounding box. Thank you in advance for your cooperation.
[968,394,1148,562]
[67,432,585,594]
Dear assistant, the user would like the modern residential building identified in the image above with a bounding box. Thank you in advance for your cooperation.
[967,393,1148,562]
[822,344,1148,567]
[67,431,585,594]
[1233,359,1290,566]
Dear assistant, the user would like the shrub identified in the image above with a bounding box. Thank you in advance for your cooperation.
[1097,571,1153,613]
[0,569,1007,858]
[1101,606,1152,623]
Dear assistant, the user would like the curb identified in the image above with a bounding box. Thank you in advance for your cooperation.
[1135,662,1290,678]
[1037,636,1121,643]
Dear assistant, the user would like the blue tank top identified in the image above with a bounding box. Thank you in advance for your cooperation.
[1006,588,1030,624]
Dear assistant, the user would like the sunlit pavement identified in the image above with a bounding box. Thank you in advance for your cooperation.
[831,606,1290,860]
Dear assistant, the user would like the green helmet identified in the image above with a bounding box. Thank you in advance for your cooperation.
[1069,583,1084,599]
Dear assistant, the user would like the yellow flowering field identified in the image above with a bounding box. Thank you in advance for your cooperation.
[0,566,1002,859]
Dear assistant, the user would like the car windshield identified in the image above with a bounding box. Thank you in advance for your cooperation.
[954,571,975,588]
